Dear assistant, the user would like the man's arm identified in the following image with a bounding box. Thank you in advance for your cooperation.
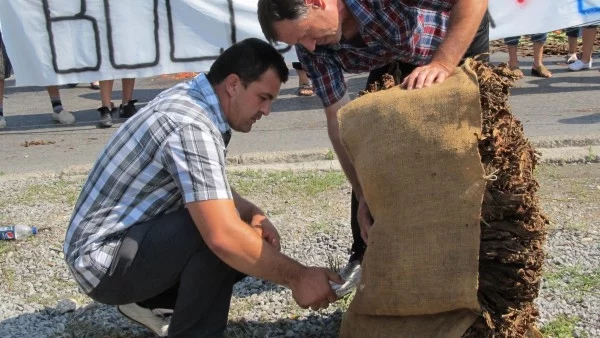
[325,94,374,239]
[186,199,342,309]
[231,189,261,223]
[231,189,280,251]
[325,94,358,194]
[402,0,488,89]
[297,47,375,238]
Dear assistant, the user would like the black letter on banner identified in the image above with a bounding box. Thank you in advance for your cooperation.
[103,0,160,69]
[166,0,291,62]
[42,0,101,73]
[166,0,225,61]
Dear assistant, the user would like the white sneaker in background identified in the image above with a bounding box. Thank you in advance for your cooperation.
[52,108,76,124]
[117,303,170,337]
[568,59,592,71]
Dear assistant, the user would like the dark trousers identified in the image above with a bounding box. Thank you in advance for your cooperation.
[88,208,240,338]
[349,14,490,259]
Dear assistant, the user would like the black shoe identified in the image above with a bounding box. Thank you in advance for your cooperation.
[119,99,138,118]
[97,106,113,128]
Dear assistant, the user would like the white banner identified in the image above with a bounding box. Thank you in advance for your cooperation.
[0,0,296,86]
[1,0,600,86]
[489,0,600,40]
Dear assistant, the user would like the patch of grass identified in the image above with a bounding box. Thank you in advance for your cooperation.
[544,265,600,293]
[535,165,563,180]
[563,221,591,232]
[2,267,16,292]
[264,208,285,217]
[230,170,347,197]
[325,149,335,160]
[543,179,600,204]
[0,241,13,256]
[326,253,343,273]
[0,171,5,176]
[10,178,83,206]
[51,276,89,305]
[25,294,55,307]
[229,297,257,317]
[308,221,335,235]
[337,290,355,311]
[540,315,581,338]
[567,180,600,202]
[585,146,597,163]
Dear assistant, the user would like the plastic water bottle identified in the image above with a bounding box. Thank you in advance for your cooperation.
[0,225,38,240]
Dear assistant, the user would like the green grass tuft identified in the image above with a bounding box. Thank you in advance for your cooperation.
[540,315,582,338]
[229,170,346,197]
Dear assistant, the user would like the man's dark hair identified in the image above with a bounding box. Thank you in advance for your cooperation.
[257,0,308,43]
[207,38,288,86]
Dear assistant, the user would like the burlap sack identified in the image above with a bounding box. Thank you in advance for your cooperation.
[338,61,485,336]
[340,308,477,338]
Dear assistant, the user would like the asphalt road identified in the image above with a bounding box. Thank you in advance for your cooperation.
[1,53,599,175]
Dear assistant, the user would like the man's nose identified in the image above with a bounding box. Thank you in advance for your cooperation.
[300,38,316,52]
[261,101,272,116]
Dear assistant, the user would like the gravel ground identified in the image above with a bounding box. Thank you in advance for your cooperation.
[0,163,598,338]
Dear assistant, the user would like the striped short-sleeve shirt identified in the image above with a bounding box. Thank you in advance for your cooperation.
[64,74,233,293]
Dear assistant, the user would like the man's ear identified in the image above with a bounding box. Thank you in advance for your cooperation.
[305,0,326,9]
[224,73,241,97]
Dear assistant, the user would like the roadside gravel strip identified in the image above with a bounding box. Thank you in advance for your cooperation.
[0,164,598,338]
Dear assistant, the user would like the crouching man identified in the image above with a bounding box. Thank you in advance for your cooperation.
[63,38,341,338]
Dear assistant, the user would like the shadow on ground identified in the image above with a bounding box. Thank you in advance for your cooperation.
[225,311,342,338]
[558,113,600,124]
[0,302,342,338]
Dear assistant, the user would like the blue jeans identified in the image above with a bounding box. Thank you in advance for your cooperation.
[504,33,547,46]
[566,25,599,38]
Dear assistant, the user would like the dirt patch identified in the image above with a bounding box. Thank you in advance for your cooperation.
[21,140,56,147]
[159,72,198,81]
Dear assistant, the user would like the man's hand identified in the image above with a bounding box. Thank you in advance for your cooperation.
[290,267,343,310]
[250,214,281,251]
[401,60,453,90]
[358,196,374,243]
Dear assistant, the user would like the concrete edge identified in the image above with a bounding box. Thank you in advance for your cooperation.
[226,148,335,165]
[1,145,598,181]
[536,145,600,165]
[528,134,600,149]
[226,144,600,167]
[224,135,600,166]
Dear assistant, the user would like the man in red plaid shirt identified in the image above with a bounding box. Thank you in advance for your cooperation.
[258,0,489,296]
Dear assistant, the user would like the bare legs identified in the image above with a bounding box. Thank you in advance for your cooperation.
[100,78,136,108]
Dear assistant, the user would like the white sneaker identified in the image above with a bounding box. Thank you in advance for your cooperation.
[0,116,6,129]
[117,303,170,337]
[566,53,578,64]
[52,109,76,124]
[568,59,592,71]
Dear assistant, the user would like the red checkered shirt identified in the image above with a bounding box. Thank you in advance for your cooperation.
[297,0,457,107]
